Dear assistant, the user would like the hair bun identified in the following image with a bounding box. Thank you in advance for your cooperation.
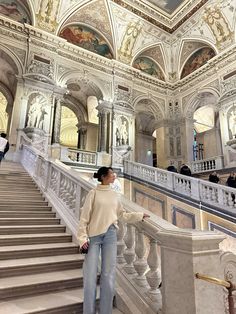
[93,172,98,179]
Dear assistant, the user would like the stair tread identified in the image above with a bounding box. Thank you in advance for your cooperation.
[0,225,64,229]
[0,288,84,314]
[0,242,78,252]
[0,233,71,239]
[0,254,83,268]
[0,269,83,288]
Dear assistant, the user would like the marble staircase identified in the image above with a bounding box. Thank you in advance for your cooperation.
[0,162,122,314]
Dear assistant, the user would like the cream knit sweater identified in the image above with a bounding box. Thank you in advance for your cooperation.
[77,184,143,246]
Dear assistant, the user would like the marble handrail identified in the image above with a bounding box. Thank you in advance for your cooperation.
[21,145,226,314]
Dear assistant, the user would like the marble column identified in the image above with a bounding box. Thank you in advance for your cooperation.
[77,127,87,150]
[52,98,62,144]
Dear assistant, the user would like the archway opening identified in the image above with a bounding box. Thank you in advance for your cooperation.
[60,106,78,148]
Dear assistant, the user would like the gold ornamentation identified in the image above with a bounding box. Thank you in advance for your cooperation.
[36,0,60,33]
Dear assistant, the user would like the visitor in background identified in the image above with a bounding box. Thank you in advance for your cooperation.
[209,171,220,183]
[180,164,192,176]
[78,166,149,314]
[0,133,9,164]
[167,165,178,173]
[226,172,236,188]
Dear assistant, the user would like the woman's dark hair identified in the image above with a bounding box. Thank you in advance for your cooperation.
[94,167,113,182]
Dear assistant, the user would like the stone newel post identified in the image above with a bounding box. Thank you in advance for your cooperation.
[159,230,225,314]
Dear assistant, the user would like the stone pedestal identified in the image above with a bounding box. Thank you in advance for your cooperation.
[159,230,225,314]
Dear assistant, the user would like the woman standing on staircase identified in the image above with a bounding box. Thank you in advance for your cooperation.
[78,166,149,314]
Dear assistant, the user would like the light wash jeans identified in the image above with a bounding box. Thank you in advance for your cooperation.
[83,224,117,314]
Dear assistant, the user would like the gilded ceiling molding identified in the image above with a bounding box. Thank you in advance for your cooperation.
[112,0,209,33]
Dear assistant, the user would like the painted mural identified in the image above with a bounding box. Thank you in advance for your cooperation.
[181,47,216,79]
[133,57,165,81]
[0,0,31,23]
[59,25,113,59]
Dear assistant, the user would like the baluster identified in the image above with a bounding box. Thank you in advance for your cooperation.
[123,224,135,274]
[133,228,148,287]
[117,221,126,264]
[146,239,162,310]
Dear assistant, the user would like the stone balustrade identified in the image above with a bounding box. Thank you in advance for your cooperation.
[124,160,236,212]
[191,156,224,173]
[60,147,97,166]
[21,145,229,314]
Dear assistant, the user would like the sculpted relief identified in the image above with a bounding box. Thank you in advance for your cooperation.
[228,107,236,140]
[26,94,48,131]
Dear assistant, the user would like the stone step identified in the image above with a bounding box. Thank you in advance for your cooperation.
[0,243,79,260]
[0,269,83,300]
[0,211,55,218]
[0,254,84,278]
[0,218,60,225]
[0,205,52,211]
[0,225,66,235]
[0,288,86,314]
[0,233,72,246]
[0,200,47,206]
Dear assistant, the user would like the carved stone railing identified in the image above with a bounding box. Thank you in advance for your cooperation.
[191,156,224,174]
[16,128,50,157]
[124,160,236,212]
[60,147,97,166]
[21,145,227,314]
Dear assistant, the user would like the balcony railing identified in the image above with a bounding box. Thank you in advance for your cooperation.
[61,147,97,166]
[20,144,228,314]
[124,160,236,212]
[191,156,224,174]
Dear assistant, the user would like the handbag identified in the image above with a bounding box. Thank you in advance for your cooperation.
[79,189,96,254]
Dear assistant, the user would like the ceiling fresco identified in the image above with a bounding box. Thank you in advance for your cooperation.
[141,0,185,14]
[0,0,32,24]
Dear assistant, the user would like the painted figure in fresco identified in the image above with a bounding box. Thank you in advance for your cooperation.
[0,1,21,20]
[119,21,141,58]
[133,57,165,80]
[181,47,215,78]
[60,25,113,59]
[38,0,59,27]
[229,111,236,139]
[27,97,41,128]
[203,6,232,47]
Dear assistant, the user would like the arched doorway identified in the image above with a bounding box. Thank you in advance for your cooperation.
[60,106,78,148]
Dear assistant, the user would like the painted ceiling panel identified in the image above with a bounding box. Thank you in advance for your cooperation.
[140,0,185,14]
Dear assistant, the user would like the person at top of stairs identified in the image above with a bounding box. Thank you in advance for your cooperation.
[78,166,149,314]
[0,133,9,164]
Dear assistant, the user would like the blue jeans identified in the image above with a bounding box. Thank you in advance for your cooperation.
[83,224,117,314]
[0,152,4,163]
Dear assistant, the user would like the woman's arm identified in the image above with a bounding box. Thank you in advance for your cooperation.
[77,189,95,247]
[117,199,147,223]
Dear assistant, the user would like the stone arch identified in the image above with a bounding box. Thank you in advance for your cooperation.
[184,88,220,119]
[58,70,105,101]
[134,97,164,135]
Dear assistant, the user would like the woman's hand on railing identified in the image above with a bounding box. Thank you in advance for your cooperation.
[142,213,150,221]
